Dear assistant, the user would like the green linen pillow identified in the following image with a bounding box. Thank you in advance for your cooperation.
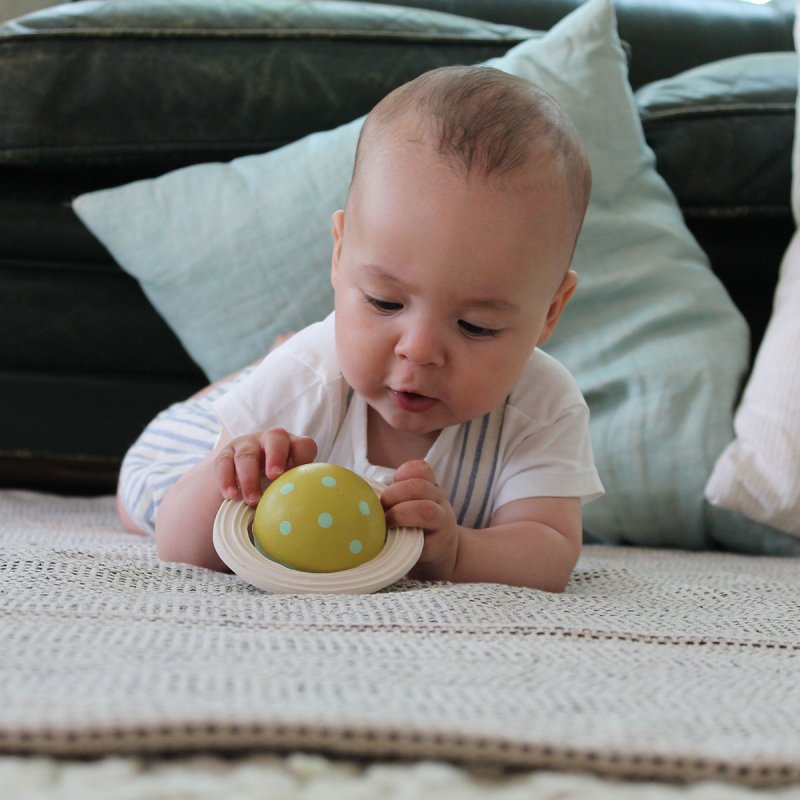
[74,0,750,550]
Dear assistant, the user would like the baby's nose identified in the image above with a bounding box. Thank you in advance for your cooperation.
[394,323,445,366]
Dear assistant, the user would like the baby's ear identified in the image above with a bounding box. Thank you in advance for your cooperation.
[331,209,345,287]
[537,270,578,345]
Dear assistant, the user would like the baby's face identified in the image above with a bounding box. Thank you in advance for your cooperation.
[331,136,576,449]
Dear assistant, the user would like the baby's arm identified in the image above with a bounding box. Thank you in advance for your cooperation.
[120,337,301,555]
[381,460,582,592]
[154,434,232,570]
[115,363,255,538]
[155,427,316,569]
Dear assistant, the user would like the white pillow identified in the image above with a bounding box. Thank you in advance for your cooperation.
[704,7,800,537]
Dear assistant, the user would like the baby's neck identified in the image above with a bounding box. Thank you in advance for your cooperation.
[366,407,439,469]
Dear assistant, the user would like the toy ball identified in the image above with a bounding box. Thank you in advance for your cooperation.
[252,463,387,573]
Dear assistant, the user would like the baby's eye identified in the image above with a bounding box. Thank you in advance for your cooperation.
[365,295,402,313]
[459,320,499,338]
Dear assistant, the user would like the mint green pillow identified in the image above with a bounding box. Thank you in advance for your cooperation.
[74,0,750,550]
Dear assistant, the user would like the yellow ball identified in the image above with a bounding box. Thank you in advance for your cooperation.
[252,463,387,573]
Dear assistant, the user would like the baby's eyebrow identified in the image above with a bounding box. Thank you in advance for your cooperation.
[464,297,519,314]
[360,264,519,315]
[360,264,405,288]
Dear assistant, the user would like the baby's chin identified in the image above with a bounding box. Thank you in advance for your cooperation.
[367,398,441,433]
[377,401,483,438]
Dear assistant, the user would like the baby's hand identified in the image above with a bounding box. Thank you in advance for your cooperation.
[215,427,317,505]
[380,460,460,581]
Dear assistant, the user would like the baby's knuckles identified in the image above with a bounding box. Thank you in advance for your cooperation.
[231,440,261,461]
[387,497,444,532]
[416,498,447,528]
[393,459,435,483]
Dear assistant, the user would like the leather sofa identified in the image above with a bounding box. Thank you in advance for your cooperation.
[1,0,796,494]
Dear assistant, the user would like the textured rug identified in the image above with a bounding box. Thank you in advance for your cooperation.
[5,753,800,800]
[1,490,800,791]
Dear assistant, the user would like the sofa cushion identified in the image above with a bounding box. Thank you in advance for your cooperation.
[636,53,796,220]
[0,0,540,170]
[345,0,796,89]
[636,53,797,350]
[73,0,768,551]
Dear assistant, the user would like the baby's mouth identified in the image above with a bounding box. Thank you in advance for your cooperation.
[390,389,438,413]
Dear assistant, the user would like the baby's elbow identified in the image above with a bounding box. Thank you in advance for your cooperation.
[116,491,146,535]
[536,567,575,594]
[154,517,228,572]
[154,521,182,564]
[543,571,572,594]
[541,540,582,593]
[153,511,190,565]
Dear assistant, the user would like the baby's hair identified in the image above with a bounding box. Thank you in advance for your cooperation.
[348,65,591,243]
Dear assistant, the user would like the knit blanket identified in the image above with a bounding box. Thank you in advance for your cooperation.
[1,490,799,789]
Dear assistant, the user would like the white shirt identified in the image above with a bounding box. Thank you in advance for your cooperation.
[214,313,603,529]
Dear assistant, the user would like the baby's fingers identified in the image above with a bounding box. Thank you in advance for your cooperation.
[216,429,318,507]
[214,439,262,503]
[384,498,447,533]
[392,459,437,484]
[234,439,267,504]
[287,434,318,471]
[381,460,445,512]
[215,447,240,501]
[262,428,317,480]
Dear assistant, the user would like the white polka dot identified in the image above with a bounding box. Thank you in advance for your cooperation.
[279,520,292,535]
[321,476,337,488]
[358,501,371,516]
[318,512,333,529]
[279,483,294,495]
[349,540,363,554]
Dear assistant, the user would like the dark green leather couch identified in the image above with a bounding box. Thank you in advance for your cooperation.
[0,0,796,493]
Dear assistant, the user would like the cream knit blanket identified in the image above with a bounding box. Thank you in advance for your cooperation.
[1,490,799,788]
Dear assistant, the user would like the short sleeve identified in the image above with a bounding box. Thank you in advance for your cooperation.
[492,351,604,512]
[212,316,344,455]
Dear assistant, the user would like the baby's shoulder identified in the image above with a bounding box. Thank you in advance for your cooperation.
[507,349,587,421]
[516,347,582,391]
[263,313,340,381]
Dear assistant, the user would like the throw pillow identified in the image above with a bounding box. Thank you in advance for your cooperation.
[703,5,800,540]
[74,0,749,549]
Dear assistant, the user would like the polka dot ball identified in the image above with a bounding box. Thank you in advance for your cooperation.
[252,463,387,572]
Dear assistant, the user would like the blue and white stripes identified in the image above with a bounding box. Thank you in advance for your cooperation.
[119,367,509,536]
[449,402,506,529]
[118,375,246,535]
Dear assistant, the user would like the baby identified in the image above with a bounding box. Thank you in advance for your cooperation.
[118,65,604,591]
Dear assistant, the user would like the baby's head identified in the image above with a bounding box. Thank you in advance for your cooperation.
[331,66,591,445]
[349,65,590,272]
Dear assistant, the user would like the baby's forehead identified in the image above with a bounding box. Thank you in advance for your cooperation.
[361,119,565,190]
